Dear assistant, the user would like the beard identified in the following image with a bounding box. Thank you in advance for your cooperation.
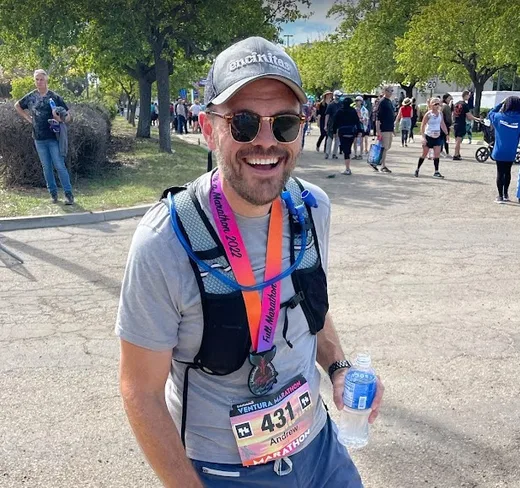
[215,146,298,206]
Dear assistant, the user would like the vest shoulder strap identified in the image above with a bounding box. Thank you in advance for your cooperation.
[167,184,238,294]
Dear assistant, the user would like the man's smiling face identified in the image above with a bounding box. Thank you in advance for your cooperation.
[205,78,302,207]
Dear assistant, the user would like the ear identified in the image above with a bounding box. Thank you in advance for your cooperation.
[199,113,217,151]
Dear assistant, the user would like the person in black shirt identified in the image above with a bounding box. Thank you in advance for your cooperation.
[452,90,480,160]
[375,85,395,173]
[332,98,364,175]
[410,97,418,142]
[324,90,342,159]
[15,69,74,205]
[316,91,332,152]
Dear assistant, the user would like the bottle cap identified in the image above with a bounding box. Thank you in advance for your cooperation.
[354,352,371,369]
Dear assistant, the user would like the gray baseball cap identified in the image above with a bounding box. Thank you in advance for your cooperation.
[204,37,306,106]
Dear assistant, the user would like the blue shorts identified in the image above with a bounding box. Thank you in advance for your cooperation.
[191,415,363,487]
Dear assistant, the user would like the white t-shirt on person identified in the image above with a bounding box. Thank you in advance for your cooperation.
[190,104,202,116]
[425,111,443,137]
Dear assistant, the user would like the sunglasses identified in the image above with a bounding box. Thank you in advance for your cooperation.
[433,103,440,106]
[207,111,306,144]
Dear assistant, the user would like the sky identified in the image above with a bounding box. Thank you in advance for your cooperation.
[280,0,342,46]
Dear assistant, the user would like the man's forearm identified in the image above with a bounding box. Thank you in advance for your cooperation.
[316,312,346,372]
[15,103,32,123]
[123,392,203,488]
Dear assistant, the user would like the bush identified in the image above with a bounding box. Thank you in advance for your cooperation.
[0,102,110,188]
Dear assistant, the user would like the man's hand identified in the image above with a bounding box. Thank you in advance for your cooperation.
[332,369,384,424]
[332,368,349,411]
[368,376,384,424]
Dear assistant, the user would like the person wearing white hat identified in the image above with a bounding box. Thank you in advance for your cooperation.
[324,90,342,160]
[394,98,413,147]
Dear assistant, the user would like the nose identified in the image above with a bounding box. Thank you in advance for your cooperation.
[251,117,278,149]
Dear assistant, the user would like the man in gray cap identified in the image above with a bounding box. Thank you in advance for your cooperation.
[116,36,383,487]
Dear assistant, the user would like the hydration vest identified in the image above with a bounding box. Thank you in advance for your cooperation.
[161,173,329,445]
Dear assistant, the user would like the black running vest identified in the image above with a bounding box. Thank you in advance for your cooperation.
[161,174,329,445]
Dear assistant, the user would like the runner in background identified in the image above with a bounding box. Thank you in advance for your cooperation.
[324,90,342,160]
[353,95,370,159]
[414,97,448,179]
[409,97,418,142]
[488,96,520,203]
[440,94,453,157]
[316,91,332,152]
[394,97,413,147]
[452,90,481,160]
[334,97,364,175]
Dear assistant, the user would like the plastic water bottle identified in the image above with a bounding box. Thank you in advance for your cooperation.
[337,353,377,449]
[49,98,57,110]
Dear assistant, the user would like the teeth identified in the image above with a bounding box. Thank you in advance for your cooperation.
[246,158,279,165]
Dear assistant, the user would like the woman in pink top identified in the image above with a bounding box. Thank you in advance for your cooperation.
[395,98,413,147]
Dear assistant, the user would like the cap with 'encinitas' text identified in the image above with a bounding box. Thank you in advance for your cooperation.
[204,37,307,106]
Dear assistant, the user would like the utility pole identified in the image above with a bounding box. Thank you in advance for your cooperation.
[283,34,294,47]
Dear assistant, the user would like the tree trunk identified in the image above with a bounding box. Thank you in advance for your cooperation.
[400,81,416,98]
[153,43,172,153]
[136,76,152,138]
[473,80,485,118]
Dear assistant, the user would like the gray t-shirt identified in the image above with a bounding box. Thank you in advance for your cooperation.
[115,172,331,464]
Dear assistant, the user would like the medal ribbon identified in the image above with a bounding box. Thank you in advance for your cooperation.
[209,170,282,352]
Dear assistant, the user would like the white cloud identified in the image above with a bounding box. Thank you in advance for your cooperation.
[280,0,342,45]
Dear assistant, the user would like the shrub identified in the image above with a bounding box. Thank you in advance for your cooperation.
[0,102,110,188]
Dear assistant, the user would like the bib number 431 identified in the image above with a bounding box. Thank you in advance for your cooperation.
[261,401,295,433]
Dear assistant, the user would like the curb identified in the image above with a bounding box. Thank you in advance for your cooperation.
[0,204,152,232]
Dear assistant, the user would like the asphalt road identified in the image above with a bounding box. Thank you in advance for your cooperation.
[1,134,519,488]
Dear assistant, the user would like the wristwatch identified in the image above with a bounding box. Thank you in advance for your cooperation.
[328,359,352,382]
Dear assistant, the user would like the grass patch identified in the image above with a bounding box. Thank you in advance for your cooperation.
[0,118,208,218]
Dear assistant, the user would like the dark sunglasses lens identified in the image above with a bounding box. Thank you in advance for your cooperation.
[272,115,301,143]
[231,113,260,142]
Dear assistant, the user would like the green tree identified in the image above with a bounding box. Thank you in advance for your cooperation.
[328,0,380,38]
[83,0,309,152]
[288,40,344,96]
[395,0,519,116]
[337,0,426,95]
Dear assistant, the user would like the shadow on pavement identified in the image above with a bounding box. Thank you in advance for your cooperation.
[362,402,517,487]
[2,236,122,297]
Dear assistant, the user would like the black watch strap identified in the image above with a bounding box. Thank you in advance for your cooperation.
[328,359,352,382]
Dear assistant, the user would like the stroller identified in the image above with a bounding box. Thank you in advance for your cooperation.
[475,119,520,163]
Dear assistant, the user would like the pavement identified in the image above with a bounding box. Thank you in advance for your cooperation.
[1,132,519,488]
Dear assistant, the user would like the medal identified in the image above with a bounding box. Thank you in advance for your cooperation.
[248,346,278,396]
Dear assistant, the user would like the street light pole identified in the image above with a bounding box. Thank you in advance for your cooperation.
[283,34,294,47]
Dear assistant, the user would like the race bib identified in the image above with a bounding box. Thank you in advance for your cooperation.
[430,131,441,138]
[230,375,313,466]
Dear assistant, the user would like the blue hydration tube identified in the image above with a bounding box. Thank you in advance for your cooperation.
[167,192,311,292]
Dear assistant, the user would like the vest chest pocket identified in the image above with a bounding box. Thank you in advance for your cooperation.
[292,262,329,334]
[194,292,251,375]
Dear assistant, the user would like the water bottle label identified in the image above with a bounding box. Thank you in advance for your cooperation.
[343,371,376,410]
